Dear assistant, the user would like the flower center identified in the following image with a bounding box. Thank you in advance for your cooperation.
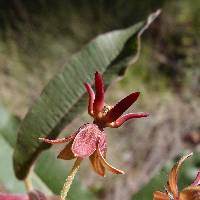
[93,105,113,128]
[102,105,113,116]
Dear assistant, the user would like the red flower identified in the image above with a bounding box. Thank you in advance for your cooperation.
[153,153,200,200]
[0,190,58,200]
[39,72,148,176]
[84,72,148,128]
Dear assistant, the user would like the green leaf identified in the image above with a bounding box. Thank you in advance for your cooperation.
[13,11,160,180]
[0,108,96,199]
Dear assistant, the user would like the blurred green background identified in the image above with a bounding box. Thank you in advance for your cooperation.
[0,1,199,200]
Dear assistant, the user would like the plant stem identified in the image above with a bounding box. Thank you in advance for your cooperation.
[24,176,33,192]
[60,158,82,200]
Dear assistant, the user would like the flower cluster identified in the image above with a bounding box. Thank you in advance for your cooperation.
[153,153,200,200]
[39,72,148,176]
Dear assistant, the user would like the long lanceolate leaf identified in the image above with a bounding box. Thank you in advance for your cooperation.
[13,11,160,180]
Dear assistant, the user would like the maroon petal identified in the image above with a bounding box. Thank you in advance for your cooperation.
[28,190,47,200]
[57,141,75,160]
[97,145,125,175]
[84,82,95,116]
[90,150,106,176]
[29,190,59,200]
[112,112,149,127]
[72,124,104,158]
[93,72,104,114]
[167,153,193,198]
[0,191,59,200]
[98,131,107,154]
[89,132,107,176]
[105,92,140,123]
[0,193,28,200]
[153,191,169,200]
[192,171,200,186]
